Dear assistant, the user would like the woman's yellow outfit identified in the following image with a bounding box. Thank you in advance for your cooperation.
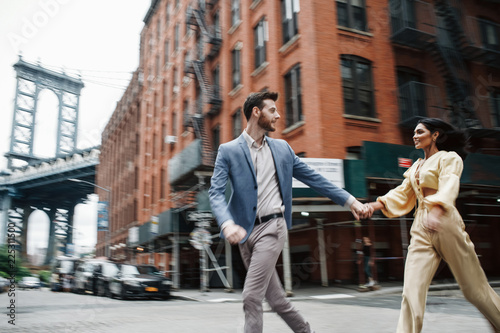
[377,150,500,332]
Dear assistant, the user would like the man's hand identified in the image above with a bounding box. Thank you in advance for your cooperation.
[350,200,372,220]
[223,224,247,245]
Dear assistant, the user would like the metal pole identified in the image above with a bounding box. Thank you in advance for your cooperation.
[225,239,233,291]
[316,218,328,287]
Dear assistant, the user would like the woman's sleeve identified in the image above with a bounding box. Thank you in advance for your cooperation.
[423,152,463,213]
[376,166,416,218]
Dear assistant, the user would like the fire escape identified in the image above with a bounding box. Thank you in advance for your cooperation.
[390,0,487,129]
[169,0,222,212]
[184,0,222,168]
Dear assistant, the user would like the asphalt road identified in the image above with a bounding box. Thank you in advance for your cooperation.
[0,287,496,332]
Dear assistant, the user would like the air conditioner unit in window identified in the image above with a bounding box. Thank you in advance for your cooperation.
[173,85,180,94]
[165,135,177,144]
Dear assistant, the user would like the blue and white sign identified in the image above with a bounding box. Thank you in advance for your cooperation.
[97,201,109,231]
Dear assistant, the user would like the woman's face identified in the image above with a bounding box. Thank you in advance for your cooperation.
[413,123,437,150]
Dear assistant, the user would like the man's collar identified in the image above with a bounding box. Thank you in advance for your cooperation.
[242,129,266,148]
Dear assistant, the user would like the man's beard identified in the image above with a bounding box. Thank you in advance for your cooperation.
[258,113,275,132]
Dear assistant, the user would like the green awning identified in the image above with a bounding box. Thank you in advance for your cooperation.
[363,141,423,180]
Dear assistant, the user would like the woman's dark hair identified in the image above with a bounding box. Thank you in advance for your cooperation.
[417,118,468,159]
[243,91,279,121]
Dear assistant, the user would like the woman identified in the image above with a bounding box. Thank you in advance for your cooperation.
[366,118,500,332]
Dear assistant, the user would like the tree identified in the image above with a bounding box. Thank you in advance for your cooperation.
[0,245,32,281]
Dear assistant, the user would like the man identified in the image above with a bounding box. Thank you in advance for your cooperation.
[209,91,368,332]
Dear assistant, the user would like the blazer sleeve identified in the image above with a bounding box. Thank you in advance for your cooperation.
[377,165,416,218]
[423,151,463,213]
[208,145,233,228]
[290,145,351,206]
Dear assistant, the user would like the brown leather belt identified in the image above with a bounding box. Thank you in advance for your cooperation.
[255,212,283,225]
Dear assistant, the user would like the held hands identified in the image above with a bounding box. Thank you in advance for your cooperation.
[223,223,247,245]
[350,200,373,220]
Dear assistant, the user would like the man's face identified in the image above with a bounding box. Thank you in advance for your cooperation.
[257,99,280,132]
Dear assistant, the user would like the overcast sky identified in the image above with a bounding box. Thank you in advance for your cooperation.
[0,0,150,254]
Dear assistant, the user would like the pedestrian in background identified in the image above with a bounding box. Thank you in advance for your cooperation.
[365,118,500,333]
[209,91,369,333]
[357,236,375,287]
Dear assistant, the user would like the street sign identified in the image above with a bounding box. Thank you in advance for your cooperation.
[190,228,212,250]
[187,211,213,221]
[150,216,159,235]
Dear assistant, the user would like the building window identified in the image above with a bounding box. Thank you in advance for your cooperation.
[232,108,242,139]
[166,2,171,26]
[164,40,170,65]
[337,0,367,32]
[492,90,500,128]
[281,0,299,44]
[212,124,220,152]
[479,18,500,51]
[254,19,267,69]
[284,64,303,127]
[163,81,168,106]
[231,0,240,27]
[397,68,426,120]
[341,55,374,117]
[232,48,241,88]
[172,110,178,136]
[174,23,180,51]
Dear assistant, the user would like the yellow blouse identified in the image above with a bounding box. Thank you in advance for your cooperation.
[377,151,463,218]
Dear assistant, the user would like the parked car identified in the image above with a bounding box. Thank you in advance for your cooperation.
[73,259,118,296]
[50,256,79,291]
[109,264,172,300]
[18,276,41,289]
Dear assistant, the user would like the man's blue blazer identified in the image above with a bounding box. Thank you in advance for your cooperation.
[208,134,352,243]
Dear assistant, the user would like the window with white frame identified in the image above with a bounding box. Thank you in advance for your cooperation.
[281,0,299,44]
[284,64,303,127]
[232,48,241,88]
[231,0,240,27]
[254,18,267,69]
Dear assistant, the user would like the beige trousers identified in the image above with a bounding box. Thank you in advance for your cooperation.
[239,218,312,333]
[397,208,500,332]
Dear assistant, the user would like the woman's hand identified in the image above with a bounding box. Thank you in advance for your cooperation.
[425,205,445,232]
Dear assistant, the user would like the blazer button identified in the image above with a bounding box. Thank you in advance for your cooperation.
[253,207,256,211]
[254,186,257,190]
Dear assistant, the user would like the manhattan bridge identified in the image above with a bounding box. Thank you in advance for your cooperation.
[0,56,101,265]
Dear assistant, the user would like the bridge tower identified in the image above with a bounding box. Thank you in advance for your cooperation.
[6,55,84,169]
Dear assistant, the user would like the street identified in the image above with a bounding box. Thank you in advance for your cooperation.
[1,286,496,332]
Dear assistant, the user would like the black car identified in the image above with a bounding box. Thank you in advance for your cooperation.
[109,264,172,300]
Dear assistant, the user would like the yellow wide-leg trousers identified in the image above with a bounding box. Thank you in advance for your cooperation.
[397,208,500,333]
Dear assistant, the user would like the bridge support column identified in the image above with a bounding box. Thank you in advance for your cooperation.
[45,207,57,265]
[0,193,11,245]
[65,205,76,256]
[20,204,34,260]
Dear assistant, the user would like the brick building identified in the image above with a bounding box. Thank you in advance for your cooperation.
[96,0,500,288]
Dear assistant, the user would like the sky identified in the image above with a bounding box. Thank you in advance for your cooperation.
[0,0,151,255]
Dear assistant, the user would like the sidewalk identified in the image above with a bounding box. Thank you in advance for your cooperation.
[171,279,500,303]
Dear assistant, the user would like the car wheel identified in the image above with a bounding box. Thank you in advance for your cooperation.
[105,285,112,298]
[120,285,127,300]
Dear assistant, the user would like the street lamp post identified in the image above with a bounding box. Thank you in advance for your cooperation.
[69,178,111,258]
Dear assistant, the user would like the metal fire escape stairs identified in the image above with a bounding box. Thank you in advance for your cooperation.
[185,2,222,167]
[428,0,483,129]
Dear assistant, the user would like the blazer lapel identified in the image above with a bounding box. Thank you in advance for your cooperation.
[238,134,257,183]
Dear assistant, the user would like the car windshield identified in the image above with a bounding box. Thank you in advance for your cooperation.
[137,266,160,275]
[121,265,140,276]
